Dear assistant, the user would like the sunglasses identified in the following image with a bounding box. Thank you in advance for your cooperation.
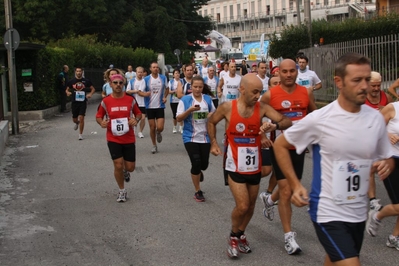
[112,81,123,85]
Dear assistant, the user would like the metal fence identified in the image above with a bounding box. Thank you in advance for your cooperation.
[300,34,399,102]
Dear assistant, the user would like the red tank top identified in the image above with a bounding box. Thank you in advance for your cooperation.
[225,100,261,174]
[269,84,310,148]
[365,91,388,110]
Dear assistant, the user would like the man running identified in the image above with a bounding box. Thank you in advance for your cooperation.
[217,62,241,103]
[260,59,317,255]
[66,67,95,140]
[203,66,220,108]
[274,53,393,265]
[296,55,322,93]
[96,74,142,202]
[208,74,292,259]
[257,61,269,97]
[138,62,169,154]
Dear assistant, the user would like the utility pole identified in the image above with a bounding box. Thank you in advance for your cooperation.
[304,0,312,47]
[296,0,301,26]
[4,0,19,134]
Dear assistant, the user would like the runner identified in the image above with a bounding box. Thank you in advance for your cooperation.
[208,74,292,259]
[65,67,95,140]
[296,55,322,93]
[96,74,142,202]
[138,62,169,154]
[203,66,220,108]
[257,61,269,97]
[176,76,216,202]
[168,69,183,134]
[259,59,317,255]
[217,62,241,103]
[274,53,393,265]
[366,101,399,251]
[126,66,146,138]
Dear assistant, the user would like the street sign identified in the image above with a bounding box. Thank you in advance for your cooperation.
[174,49,181,56]
[3,28,20,51]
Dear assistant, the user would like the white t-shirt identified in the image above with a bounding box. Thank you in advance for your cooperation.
[141,76,163,109]
[126,79,145,107]
[200,66,208,78]
[387,102,399,157]
[222,74,241,103]
[205,76,218,100]
[219,70,229,81]
[296,69,321,88]
[284,101,392,223]
[168,79,180,103]
[125,71,136,82]
[257,74,269,97]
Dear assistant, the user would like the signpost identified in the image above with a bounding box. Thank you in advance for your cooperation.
[4,0,19,134]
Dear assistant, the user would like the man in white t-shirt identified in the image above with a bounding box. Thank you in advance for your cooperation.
[125,65,136,83]
[198,58,209,78]
[296,55,322,92]
[257,61,269,97]
[203,66,220,108]
[217,62,241,103]
[274,53,394,265]
[126,66,146,138]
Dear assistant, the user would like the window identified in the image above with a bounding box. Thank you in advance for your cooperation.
[230,5,234,19]
[266,5,270,15]
[211,8,214,18]
[204,9,207,16]
[251,1,255,15]
[237,4,241,17]
[217,13,221,22]
[244,9,248,18]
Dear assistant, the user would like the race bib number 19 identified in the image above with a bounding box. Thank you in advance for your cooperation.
[332,159,371,205]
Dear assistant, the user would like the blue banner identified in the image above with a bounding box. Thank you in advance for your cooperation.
[243,41,269,55]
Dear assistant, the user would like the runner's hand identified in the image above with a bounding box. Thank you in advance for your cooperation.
[291,185,309,207]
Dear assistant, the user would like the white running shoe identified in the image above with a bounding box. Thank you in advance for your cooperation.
[172,126,177,134]
[386,235,399,250]
[151,146,158,154]
[259,192,275,221]
[285,232,302,255]
[78,134,83,140]
[138,132,144,138]
[366,210,381,237]
[74,121,80,130]
[370,198,382,211]
[116,190,127,202]
[179,126,183,134]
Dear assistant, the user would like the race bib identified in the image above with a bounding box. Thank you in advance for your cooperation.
[75,91,85,101]
[332,160,371,205]
[237,146,259,172]
[193,111,209,123]
[226,88,238,100]
[111,118,129,136]
[299,80,310,86]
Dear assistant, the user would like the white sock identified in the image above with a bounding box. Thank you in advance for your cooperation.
[284,232,293,240]
[267,196,274,206]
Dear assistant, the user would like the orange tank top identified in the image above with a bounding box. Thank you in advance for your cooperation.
[269,84,310,147]
[365,91,388,110]
[225,100,261,174]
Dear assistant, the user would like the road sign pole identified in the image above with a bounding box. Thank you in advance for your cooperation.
[4,0,19,134]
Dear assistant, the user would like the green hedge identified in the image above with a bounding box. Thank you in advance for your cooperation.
[269,13,399,59]
[11,36,157,111]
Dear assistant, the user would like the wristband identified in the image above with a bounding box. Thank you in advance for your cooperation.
[135,117,140,122]
[273,122,280,130]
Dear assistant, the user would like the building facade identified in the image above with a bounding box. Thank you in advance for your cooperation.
[199,0,376,45]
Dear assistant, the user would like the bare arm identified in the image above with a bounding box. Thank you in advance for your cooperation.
[87,86,95,98]
[176,105,201,122]
[208,102,230,156]
[388,78,399,99]
[66,86,71,97]
[313,82,322,91]
[260,90,270,104]
[177,82,185,99]
[217,78,224,98]
[274,134,309,207]
[307,90,317,113]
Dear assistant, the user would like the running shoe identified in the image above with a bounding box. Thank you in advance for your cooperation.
[78,134,83,140]
[151,146,157,154]
[116,191,127,202]
[238,234,251,253]
[138,132,144,138]
[366,210,381,237]
[227,236,239,259]
[74,121,80,130]
[172,126,177,134]
[179,125,183,133]
[386,235,399,250]
[285,232,302,255]
[194,190,205,202]
[200,171,204,182]
[156,131,162,143]
[259,191,275,221]
[370,198,382,211]
[123,169,130,182]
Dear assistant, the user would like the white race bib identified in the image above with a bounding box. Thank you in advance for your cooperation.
[237,146,259,172]
[75,91,85,101]
[226,88,238,100]
[332,159,371,205]
[111,118,129,136]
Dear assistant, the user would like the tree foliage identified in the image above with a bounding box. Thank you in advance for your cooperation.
[269,13,399,59]
[0,0,212,62]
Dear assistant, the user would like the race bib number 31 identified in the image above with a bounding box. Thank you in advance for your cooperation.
[332,159,371,205]
[237,146,259,172]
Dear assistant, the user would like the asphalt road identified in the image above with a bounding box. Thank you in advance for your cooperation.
[0,93,397,265]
